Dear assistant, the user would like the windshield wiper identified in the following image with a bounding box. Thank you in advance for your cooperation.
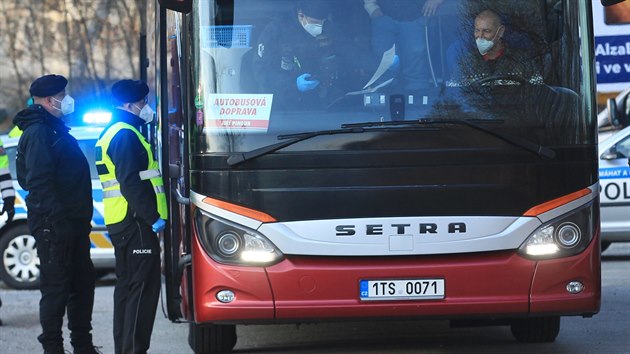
[342,118,555,159]
[226,127,368,167]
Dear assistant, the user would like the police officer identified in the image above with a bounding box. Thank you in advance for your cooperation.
[0,133,16,327]
[95,79,167,354]
[13,74,98,354]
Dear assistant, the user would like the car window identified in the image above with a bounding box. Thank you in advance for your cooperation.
[6,146,17,180]
[615,135,630,158]
[79,139,99,179]
[5,138,99,181]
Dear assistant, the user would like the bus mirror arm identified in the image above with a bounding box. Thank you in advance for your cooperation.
[169,163,181,179]
[176,254,192,287]
[174,189,190,205]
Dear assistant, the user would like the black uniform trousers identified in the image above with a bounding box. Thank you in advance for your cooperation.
[110,217,160,354]
[35,218,96,353]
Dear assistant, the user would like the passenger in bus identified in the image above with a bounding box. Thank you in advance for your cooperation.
[252,1,382,108]
[447,9,543,86]
[363,0,444,91]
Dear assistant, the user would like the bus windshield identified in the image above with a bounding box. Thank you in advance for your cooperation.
[191,0,595,154]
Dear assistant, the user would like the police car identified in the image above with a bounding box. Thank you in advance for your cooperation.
[599,124,630,251]
[0,123,114,289]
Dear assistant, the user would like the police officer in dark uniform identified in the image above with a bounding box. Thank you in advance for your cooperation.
[252,1,380,108]
[95,80,167,354]
[13,74,98,354]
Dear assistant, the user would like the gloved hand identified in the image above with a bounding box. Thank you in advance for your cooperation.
[1,197,15,223]
[152,218,166,233]
[387,54,400,73]
[296,73,320,92]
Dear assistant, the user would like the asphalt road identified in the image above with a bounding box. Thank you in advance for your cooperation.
[1,244,628,354]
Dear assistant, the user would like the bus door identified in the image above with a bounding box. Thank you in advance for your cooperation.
[152,0,193,321]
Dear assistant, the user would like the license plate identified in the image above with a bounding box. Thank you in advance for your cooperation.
[360,279,445,301]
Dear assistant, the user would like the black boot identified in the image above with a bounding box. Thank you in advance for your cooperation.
[73,345,103,354]
[43,344,66,354]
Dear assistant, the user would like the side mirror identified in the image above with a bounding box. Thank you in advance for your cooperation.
[601,146,621,160]
[607,98,620,128]
[158,0,192,13]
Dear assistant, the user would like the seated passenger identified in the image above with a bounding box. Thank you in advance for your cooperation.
[447,9,543,86]
[252,1,381,109]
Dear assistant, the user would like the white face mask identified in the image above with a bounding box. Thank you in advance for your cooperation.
[475,26,502,55]
[303,23,323,37]
[52,95,75,116]
[476,38,495,55]
[134,104,155,124]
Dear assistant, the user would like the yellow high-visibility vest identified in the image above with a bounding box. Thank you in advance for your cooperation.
[8,126,22,138]
[95,122,167,225]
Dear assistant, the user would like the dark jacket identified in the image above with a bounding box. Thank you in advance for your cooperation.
[252,14,379,108]
[13,105,92,234]
[449,43,542,86]
[252,15,330,108]
[98,109,159,233]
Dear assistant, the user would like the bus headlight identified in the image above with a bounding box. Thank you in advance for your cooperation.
[518,202,596,259]
[557,223,581,247]
[195,209,283,266]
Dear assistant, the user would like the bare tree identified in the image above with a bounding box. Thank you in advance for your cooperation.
[0,0,141,124]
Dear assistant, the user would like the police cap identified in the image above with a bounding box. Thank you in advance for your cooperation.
[29,74,68,97]
[111,79,149,104]
[297,1,331,20]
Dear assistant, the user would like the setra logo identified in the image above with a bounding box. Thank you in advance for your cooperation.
[335,223,468,236]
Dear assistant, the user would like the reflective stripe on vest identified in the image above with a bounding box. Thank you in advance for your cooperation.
[95,122,168,225]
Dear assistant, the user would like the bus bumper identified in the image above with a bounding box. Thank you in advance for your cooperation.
[190,235,600,323]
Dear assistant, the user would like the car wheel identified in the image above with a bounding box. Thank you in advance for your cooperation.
[188,322,237,354]
[601,241,611,252]
[510,316,560,343]
[0,224,40,290]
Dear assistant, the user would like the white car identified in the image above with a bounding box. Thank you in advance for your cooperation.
[0,126,114,289]
[599,124,630,251]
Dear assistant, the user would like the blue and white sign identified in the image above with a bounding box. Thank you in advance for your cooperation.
[593,2,630,92]
[595,35,630,84]
[599,167,630,179]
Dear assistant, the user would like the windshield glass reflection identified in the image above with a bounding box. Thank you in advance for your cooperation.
[192,0,592,153]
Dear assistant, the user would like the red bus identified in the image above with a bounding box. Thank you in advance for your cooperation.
[147,0,614,352]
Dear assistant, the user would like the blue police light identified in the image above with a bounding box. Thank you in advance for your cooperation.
[83,111,112,125]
